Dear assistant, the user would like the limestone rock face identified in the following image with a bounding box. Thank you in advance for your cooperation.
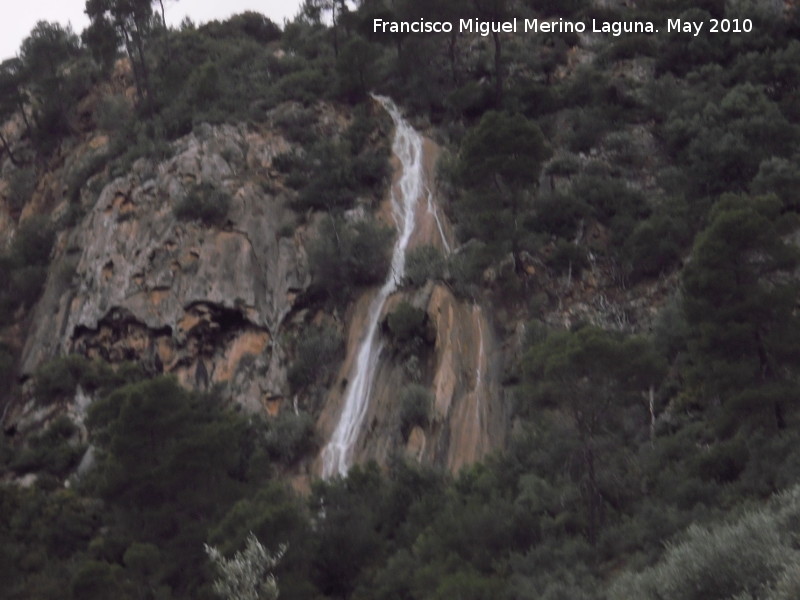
[21,123,309,411]
[316,282,507,474]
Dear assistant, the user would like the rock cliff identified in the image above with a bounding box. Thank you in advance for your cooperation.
[19,120,309,414]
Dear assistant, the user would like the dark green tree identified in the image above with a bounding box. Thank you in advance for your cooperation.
[303,0,349,57]
[0,59,29,164]
[87,376,249,594]
[524,326,664,545]
[19,22,81,146]
[682,194,800,433]
[458,110,551,266]
[471,0,509,106]
[336,35,378,100]
[85,0,156,109]
[459,111,550,191]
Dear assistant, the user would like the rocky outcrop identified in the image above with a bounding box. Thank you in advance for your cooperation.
[315,280,507,474]
[21,122,310,410]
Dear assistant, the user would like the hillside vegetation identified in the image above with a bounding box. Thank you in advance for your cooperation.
[3,1,800,599]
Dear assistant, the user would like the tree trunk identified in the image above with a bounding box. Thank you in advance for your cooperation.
[584,442,599,546]
[132,19,155,114]
[448,32,459,84]
[0,131,20,166]
[158,0,171,59]
[331,2,339,58]
[492,29,503,107]
[16,98,33,139]
[122,26,145,102]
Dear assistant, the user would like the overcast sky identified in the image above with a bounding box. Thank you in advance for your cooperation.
[1,1,305,61]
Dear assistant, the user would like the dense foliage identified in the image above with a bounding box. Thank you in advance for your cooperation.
[3,0,800,599]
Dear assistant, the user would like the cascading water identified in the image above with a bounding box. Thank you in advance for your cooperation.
[473,306,486,431]
[425,183,451,255]
[321,96,429,478]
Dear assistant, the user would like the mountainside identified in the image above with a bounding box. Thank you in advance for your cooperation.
[3,1,800,599]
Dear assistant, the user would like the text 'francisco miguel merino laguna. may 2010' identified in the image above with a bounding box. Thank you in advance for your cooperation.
[372,17,754,37]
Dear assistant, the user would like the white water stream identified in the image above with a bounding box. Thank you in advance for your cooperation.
[321,96,431,478]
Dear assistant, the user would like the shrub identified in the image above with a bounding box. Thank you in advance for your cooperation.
[398,384,432,440]
[294,142,357,211]
[274,68,331,105]
[272,150,306,179]
[10,266,48,309]
[308,216,393,301]
[546,239,588,276]
[534,192,589,238]
[6,167,37,214]
[692,438,748,484]
[13,216,55,266]
[34,355,146,405]
[0,343,14,390]
[624,210,690,281]
[287,324,343,393]
[458,111,551,191]
[446,244,492,300]
[609,485,800,600]
[96,95,133,134]
[571,175,649,246]
[273,106,318,144]
[404,245,445,287]
[263,411,317,465]
[34,355,93,403]
[174,183,231,226]
[65,150,110,204]
[751,157,800,210]
[386,302,427,345]
[566,109,610,153]
[11,416,85,477]
[351,151,390,193]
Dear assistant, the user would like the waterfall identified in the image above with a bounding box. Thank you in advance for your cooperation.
[474,306,484,388]
[321,96,426,478]
[426,183,451,255]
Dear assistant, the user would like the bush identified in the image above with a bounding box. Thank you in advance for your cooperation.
[11,416,85,477]
[273,106,318,145]
[287,324,343,393]
[751,157,800,211]
[398,384,432,440]
[10,265,48,309]
[404,245,445,287]
[571,175,649,247]
[274,68,331,105]
[34,355,93,403]
[609,485,800,600]
[624,209,691,281]
[13,216,55,266]
[34,355,146,404]
[6,167,37,214]
[65,150,110,204]
[96,95,133,134]
[308,216,393,301]
[546,239,588,276]
[263,411,317,465]
[386,302,427,345]
[446,244,492,300]
[174,182,231,226]
[0,343,14,390]
[566,109,611,153]
[534,192,589,238]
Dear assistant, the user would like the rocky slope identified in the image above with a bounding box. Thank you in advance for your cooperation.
[20,121,306,413]
[1,93,517,478]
